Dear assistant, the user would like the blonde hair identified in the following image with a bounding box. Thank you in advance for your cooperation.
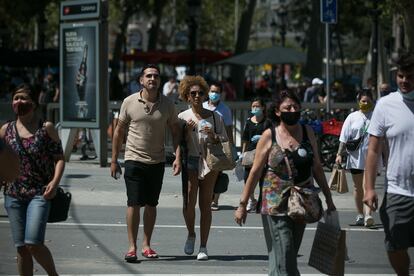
[178,75,209,102]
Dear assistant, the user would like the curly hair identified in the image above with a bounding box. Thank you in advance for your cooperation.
[178,75,209,102]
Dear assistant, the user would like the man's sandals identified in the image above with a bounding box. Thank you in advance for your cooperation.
[124,250,137,262]
[141,248,158,258]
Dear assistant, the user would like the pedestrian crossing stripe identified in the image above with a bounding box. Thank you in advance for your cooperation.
[0,220,382,231]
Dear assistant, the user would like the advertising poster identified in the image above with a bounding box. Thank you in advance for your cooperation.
[60,21,99,128]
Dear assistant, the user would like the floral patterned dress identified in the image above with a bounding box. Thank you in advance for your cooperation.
[261,126,314,216]
[3,121,63,201]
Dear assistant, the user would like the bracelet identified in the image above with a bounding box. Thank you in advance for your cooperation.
[111,161,118,164]
[239,201,247,208]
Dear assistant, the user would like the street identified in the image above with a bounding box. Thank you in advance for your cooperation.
[1,157,413,275]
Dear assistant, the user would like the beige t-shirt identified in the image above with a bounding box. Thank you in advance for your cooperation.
[119,91,178,164]
[178,108,228,179]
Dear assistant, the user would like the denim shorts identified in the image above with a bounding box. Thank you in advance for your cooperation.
[4,195,50,247]
[187,156,199,171]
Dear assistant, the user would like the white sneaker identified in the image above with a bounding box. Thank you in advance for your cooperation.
[364,215,374,227]
[246,199,257,213]
[355,214,364,226]
[197,247,208,260]
[184,235,196,255]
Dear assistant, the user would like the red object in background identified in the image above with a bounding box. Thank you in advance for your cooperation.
[122,49,232,65]
[321,119,343,136]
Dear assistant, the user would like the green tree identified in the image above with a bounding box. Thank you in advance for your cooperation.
[392,0,414,52]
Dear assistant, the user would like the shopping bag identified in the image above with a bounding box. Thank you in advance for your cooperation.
[241,149,256,167]
[234,159,244,182]
[337,168,349,194]
[308,220,346,276]
[328,166,340,191]
[206,141,236,171]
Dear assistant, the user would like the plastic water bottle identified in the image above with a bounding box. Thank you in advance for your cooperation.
[115,161,122,179]
[198,120,209,139]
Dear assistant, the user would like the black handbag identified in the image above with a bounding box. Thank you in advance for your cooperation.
[13,121,71,223]
[345,136,363,151]
[214,172,229,194]
[48,187,72,222]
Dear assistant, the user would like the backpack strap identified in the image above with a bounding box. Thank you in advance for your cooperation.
[301,124,309,142]
[211,111,217,133]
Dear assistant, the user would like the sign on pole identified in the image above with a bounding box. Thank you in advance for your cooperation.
[321,0,337,112]
[321,0,337,24]
[60,0,108,166]
[60,21,100,128]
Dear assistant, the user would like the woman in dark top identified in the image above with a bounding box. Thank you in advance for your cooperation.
[235,90,336,275]
[241,97,271,212]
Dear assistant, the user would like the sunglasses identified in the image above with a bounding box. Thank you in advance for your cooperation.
[190,90,205,97]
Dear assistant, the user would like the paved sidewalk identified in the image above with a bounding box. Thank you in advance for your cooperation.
[8,152,385,210]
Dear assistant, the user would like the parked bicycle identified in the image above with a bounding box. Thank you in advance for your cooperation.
[300,109,346,170]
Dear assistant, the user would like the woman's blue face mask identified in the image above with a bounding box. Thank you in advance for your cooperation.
[208,92,220,103]
[251,107,263,117]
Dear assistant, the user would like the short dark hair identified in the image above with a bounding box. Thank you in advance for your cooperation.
[140,64,160,77]
[12,83,39,108]
[251,97,266,108]
[356,88,374,101]
[395,52,414,72]
[209,81,222,92]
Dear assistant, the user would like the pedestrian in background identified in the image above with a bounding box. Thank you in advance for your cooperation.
[364,52,414,276]
[240,97,271,212]
[336,89,379,227]
[110,64,182,262]
[234,90,335,275]
[379,82,392,97]
[203,81,234,211]
[162,74,179,103]
[178,75,229,260]
[1,84,65,276]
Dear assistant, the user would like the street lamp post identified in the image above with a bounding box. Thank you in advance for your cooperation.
[187,0,201,75]
[371,0,380,97]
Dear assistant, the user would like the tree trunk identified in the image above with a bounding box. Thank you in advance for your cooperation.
[303,0,323,78]
[147,0,167,50]
[231,0,257,100]
[399,0,414,52]
[110,9,134,100]
[334,26,346,79]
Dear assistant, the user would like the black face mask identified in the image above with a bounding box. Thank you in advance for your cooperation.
[280,111,301,126]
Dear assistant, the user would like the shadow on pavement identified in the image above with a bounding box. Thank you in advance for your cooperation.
[65,174,91,179]
[153,255,268,261]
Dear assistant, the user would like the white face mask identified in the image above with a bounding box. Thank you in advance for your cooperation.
[399,89,414,101]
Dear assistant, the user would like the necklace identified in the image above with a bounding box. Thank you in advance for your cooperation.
[276,126,299,150]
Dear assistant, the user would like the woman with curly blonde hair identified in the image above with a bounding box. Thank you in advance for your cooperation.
[178,75,229,260]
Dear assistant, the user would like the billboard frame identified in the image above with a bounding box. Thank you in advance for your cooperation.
[59,20,101,128]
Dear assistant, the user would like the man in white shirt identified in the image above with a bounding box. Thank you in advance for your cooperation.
[364,52,414,276]
[162,75,179,103]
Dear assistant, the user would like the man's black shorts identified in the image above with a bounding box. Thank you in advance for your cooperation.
[380,193,414,251]
[124,160,165,207]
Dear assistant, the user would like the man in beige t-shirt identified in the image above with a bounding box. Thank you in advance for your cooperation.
[110,64,181,261]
